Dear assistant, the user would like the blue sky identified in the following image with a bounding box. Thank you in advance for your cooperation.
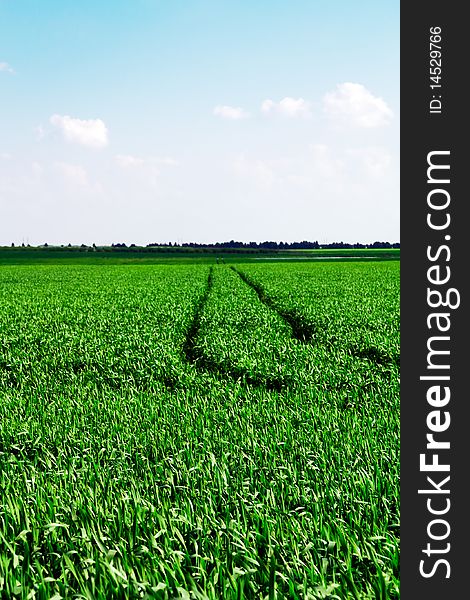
[1,0,399,245]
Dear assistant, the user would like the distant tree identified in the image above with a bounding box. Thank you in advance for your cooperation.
[11,242,14,247]
[370,241,392,249]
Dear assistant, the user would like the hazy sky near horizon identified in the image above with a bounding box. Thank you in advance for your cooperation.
[1,0,399,246]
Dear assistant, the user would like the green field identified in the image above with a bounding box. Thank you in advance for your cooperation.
[0,260,399,599]
[0,247,400,265]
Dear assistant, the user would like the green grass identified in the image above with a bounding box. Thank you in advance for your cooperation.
[0,261,399,599]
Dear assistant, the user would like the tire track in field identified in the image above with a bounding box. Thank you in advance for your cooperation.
[231,267,399,371]
[182,267,287,391]
[230,267,316,343]
[349,347,400,370]
[182,266,214,365]
[182,267,396,392]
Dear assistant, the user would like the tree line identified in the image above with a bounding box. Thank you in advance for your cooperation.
[9,240,400,251]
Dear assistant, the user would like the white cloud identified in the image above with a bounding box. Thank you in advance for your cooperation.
[323,82,393,128]
[0,152,12,160]
[114,155,178,190]
[55,162,89,186]
[157,157,179,166]
[115,155,146,168]
[213,105,250,120]
[50,114,108,148]
[115,155,178,169]
[0,62,14,73]
[261,97,312,118]
[233,155,278,188]
[233,155,311,189]
[231,143,391,194]
[347,147,392,177]
[35,125,46,141]
[261,100,275,114]
[310,144,344,178]
[32,162,44,177]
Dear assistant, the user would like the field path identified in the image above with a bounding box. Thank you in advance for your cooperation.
[182,266,286,390]
[230,266,316,343]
